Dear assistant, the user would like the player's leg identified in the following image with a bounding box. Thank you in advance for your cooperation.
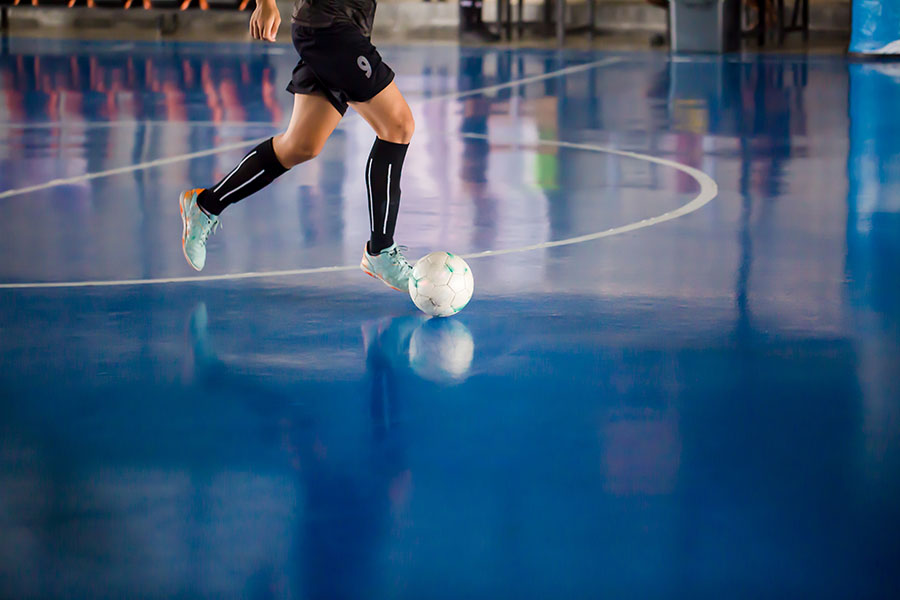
[180,92,342,271]
[351,82,416,291]
[272,92,344,169]
[201,92,342,214]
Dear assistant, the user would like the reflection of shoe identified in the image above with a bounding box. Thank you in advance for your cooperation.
[180,189,219,271]
[189,302,209,343]
[362,315,423,369]
[189,302,214,362]
[186,302,220,377]
[360,243,413,292]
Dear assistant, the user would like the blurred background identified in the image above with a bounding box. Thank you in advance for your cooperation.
[0,0,851,48]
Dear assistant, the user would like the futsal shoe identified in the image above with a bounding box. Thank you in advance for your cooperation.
[360,243,413,292]
[179,189,219,271]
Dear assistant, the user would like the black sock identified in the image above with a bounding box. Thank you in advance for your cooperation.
[366,138,409,255]
[198,138,288,215]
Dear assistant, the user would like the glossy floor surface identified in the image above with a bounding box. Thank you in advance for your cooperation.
[2,37,899,598]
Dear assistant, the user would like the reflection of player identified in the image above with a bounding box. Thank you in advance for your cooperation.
[187,306,472,596]
[186,303,411,598]
[179,0,417,295]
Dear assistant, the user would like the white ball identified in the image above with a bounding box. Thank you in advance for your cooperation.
[408,251,474,317]
[409,319,475,383]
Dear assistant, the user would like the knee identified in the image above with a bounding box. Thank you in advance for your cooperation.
[274,135,323,167]
[379,109,415,145]
[279,143,321,167]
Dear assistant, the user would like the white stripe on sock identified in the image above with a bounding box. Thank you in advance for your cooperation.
[383,163,392,234]
[366,158,374,232]
[213,150,257,194]
[219,169,264,202]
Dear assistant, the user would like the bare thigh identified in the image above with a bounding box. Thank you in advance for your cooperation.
[350,82,415,144]
[273,92,344,167]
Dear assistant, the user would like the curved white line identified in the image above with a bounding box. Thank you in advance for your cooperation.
[0,57,623,202]
[459,135,718,257]
[0,137,717,289]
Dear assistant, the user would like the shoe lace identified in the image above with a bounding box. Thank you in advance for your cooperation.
[199,217,220,244]
[388,245,411,270]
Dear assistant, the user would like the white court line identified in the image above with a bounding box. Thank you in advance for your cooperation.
[0,138,272,201]
[0,57,621,202]
[0,136,718,289]
[459,135,719,258]
[431,58,624,101]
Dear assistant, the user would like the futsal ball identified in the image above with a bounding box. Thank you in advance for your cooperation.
[409,318,475,383]
[408,252,474,317]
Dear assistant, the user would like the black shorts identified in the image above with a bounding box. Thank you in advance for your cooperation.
[287,23,395,116]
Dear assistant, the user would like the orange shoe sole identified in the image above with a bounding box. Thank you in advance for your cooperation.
[180,189,204,272]
[360,248,405,292]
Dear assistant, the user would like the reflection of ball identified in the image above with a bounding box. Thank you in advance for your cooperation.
[408,252,474,317]
[409,319,475,383]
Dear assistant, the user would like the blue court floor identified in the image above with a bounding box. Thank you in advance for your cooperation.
[1,36,899,598]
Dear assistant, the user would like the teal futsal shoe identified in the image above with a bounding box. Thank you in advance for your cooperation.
[360,243,413,292]
[179,189,219,271]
